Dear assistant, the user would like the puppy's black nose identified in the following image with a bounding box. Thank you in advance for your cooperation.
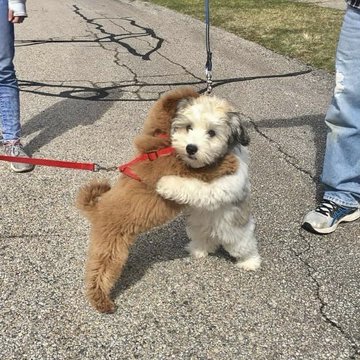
[186,144,198,155]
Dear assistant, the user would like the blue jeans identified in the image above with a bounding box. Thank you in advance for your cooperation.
[322,5,360,208]
[0,0,21,142]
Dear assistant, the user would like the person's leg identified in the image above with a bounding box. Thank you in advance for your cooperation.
[0,0,21,142]
[302,6,360,234]
[322,6,360,207]
[0,0,34,172]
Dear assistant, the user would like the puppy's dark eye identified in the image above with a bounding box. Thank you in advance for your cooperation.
[186,125,193,132]
[208,130,216,137]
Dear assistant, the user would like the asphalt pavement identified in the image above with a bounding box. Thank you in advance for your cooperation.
[0,0,358,359]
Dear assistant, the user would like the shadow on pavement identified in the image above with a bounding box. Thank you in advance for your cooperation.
[112,217,188,296]
[21,97,113,155]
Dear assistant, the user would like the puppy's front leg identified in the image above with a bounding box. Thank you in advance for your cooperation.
[134,134,170,153]
[175,153,239,181]
[156,158,248,210]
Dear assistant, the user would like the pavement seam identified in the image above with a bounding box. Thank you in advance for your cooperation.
[245,115,317,183]
[239,114,359,358]
[72,4,164,60]
[291,230,359,359]
[71,4,206,100]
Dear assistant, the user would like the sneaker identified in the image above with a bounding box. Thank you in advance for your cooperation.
[302,199,360,234]
[3,140,35,173]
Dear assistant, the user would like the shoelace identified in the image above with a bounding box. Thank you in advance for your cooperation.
[4,142,23,157]
[315,200,337,216]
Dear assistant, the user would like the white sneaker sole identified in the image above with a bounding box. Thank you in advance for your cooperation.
[303,209,360,234]
[10,163,35,173]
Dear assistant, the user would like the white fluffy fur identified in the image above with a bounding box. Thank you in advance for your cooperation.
[156,96,261,270]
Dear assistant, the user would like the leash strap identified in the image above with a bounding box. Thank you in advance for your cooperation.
[0,154,98,171]
[205,0,213,94]
[0,136,174,175]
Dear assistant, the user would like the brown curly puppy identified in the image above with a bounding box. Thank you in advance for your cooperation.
[77,88,239,313]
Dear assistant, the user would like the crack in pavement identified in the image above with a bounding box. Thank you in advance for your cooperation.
[290,230,359,359]
[16,5,313,101]
[248,116,316,182]
[241,114,359,357]
[72,5,164,60]
[72,4,206,99]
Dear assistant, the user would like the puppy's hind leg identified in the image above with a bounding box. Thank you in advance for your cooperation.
[185,225,218,259]
[86,229,133,313]
[222,220,261,271]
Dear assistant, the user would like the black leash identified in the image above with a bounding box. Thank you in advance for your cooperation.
[205,0,213,94]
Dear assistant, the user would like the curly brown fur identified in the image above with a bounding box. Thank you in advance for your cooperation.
[77,88,238,313]
[133,87,199,153]
[77,180,111,211]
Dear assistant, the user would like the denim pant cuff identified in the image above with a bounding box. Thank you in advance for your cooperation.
[323,194,359,208]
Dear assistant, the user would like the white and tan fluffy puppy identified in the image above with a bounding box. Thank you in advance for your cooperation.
[156,95,261,270]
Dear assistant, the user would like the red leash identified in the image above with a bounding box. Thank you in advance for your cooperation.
[0,154,100,171]
[0,146,175,177]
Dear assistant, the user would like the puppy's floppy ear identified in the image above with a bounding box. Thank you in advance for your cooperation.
[176,97,192,113]
[227,112,250,147]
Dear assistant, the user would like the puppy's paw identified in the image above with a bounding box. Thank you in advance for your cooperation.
[92,298,117,314]
[88,288,117,314]
[189,249,209,259]
[156,176,180,199]
[185,243,208,259]
[236,255,261,271]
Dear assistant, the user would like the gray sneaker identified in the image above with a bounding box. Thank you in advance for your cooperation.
[302,199,360,234]
[3,140,35,173]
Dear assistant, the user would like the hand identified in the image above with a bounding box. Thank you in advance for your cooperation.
[8,10,25,24]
